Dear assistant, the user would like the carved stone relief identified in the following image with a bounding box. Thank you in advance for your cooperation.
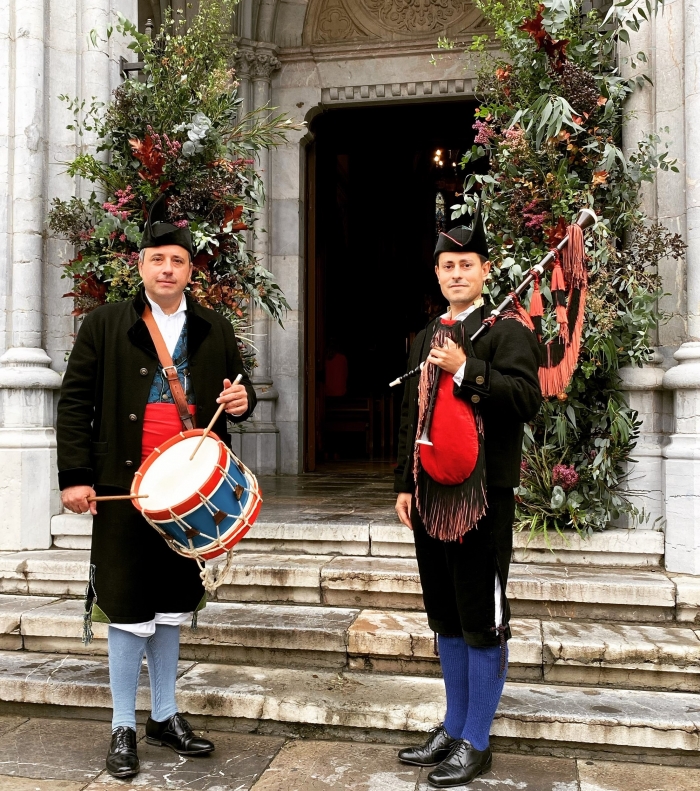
[304,0,484,45]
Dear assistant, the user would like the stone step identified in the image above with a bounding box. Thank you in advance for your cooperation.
[0,649,697,754]
[0,549,679,621]
[212,553,677,618]
[347,609,700,692]
[51,513,666,566]
[3,595,699,692]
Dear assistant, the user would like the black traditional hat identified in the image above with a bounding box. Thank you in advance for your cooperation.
[434,198,489,262]
[139,194,194,258]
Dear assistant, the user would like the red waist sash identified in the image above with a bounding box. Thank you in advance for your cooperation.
[141,403,197,463]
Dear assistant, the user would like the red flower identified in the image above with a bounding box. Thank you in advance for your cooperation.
[129,135,167,183]
[222,205,247,231]
[519,4,569,73]
[552,464,579,491]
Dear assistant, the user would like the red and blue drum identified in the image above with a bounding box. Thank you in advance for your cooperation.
[131,430,262,562]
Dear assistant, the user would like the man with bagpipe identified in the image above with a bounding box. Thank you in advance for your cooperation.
[57,197,256,779]
[393,201,595,786]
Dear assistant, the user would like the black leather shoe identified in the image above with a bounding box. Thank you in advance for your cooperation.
[427,739,492,787]
[398,725,457,767]
[145,712,214,756]
[106,726,140,778]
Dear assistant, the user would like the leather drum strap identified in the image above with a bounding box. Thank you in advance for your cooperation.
[142,304,196,431]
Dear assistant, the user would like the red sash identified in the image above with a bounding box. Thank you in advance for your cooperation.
[419,369,479,485]
[141,403,197,463]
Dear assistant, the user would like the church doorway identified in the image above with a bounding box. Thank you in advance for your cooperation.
[304,99,481,472]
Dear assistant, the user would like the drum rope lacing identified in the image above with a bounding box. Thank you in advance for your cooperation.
[139,445,262,594]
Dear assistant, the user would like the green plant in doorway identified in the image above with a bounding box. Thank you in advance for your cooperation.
[440,0,685,535]
[48,0,295,369]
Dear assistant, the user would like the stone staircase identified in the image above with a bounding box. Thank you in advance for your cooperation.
[0,474,699,762]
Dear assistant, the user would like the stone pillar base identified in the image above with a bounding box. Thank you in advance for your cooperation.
[617,357,666,529]
[0,348,62,550]
[663,342,700,574]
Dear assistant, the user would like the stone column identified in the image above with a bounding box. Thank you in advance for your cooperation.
[231,45,281,475]
[662,0,700,575]
[0,0,62,550]
[617,355,666,529]
[234,42,255,120]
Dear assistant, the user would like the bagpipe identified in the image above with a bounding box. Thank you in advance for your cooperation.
[390,207,598,447]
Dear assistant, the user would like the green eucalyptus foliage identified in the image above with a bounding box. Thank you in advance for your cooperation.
[49,1,295,369]
[446,0,684,534]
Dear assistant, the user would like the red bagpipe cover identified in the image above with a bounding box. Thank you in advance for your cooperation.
[413,320,487,542]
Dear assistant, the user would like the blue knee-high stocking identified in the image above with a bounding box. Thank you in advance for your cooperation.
[461,644,508,751]
[437,635,470,739]
[108,627,147,731]
[145,624,181,722]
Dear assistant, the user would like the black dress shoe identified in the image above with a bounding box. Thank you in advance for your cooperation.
[106,726,140,778]
[398,725,457,767]
[145,712,214,756]
[427,739,492,787]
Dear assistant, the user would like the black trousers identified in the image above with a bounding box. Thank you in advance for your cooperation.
[88,487,205,624]
[412,486,515,647]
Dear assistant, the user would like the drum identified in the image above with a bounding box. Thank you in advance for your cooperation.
[131,430,262,582]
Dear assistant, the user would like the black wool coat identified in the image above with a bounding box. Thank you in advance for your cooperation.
[57,289,256,491]
[394,301,542,646]
[394,300,542,494]
[56,289,256,624]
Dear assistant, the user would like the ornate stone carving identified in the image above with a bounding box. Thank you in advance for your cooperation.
[234,46,281,81]
[304,0,484,45]
[364,0,466,34]
[316,0,368,43]
[234,47,257,79]
[250,52,282,80]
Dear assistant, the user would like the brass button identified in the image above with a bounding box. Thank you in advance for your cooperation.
[125,460,133,467]
[475,375,485,385]
[139,367,148,376]
[471,394,481,404]
[129,414,137,422]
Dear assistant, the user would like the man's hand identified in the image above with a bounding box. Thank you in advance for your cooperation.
[62,486,97,516]
[217,378,248,416]
[427,337,467,375]
[395,493,413,531]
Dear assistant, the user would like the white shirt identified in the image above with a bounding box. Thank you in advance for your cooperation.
[146,293,187,356]
[441,300,482,387]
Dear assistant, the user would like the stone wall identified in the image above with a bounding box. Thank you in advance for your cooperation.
[0,0,136,549]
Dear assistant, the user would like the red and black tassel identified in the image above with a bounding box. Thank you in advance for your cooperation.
[528,273,543,340]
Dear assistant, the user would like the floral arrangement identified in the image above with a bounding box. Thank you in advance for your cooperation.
[48,1,295,369]
[441,0,685,535]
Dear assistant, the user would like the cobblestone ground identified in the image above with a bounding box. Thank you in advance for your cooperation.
[0,716,697,791]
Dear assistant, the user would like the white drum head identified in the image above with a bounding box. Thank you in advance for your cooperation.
[140,435,221,511]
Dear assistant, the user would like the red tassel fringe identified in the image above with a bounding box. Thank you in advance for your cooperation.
[529,276,543,318]
[551,259,566,292]
[539,223,589,397]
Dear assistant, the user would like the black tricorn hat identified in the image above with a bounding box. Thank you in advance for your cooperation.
[139,194,194,258]
[434,198,489,262]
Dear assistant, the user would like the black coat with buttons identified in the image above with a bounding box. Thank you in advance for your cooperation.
[394,300,542,495]
[57,289,256,492]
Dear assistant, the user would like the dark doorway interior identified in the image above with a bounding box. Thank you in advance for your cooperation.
[305,100,480,471]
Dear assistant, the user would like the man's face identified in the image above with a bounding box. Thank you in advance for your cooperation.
[138,245,192,301]
[435,251,490,306]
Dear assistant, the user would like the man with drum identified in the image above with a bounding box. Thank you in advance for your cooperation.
[394,205,541,787]
[57,198,256,779]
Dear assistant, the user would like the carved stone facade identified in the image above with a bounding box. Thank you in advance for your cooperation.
[303,0,485,45]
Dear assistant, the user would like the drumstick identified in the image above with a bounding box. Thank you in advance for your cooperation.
[189,373,243,461]
[87,494,149,502]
